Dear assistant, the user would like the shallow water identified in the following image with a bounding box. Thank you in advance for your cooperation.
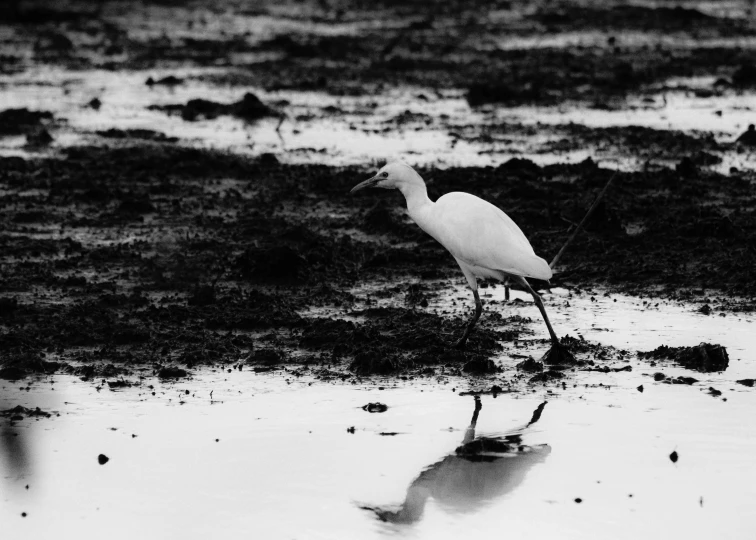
[2,292,755,539]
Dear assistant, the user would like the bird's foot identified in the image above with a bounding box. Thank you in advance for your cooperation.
[450,326,473,350]
[539,341,577,368]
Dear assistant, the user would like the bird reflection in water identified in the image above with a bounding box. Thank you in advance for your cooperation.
[364,397,549,524]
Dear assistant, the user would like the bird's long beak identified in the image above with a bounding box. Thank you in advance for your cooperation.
[350,174,380,193]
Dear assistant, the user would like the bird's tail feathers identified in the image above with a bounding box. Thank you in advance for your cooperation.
[514,254,553,281]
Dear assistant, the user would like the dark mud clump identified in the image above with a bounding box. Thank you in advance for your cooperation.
[638,343,729,373]
[145,75,183,87]
[467,83,542,107]
[736,379,755,387]
[666,376,698,385]
[736,125,756,147]
[463,358,498,374]
[0,108,53,135]
[0,405,52,420]
[97,128,178,143]
[362,403,388,413]
[150,93,280,122]
[158,366,189,379]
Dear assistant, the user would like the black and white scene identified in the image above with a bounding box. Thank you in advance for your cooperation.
[1,0,755,538]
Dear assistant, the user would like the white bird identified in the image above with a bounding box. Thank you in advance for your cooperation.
[351,161,573,362]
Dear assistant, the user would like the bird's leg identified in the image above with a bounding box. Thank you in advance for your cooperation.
[516,277,576,366]
[524,283,559,343]
[453,289,482,349]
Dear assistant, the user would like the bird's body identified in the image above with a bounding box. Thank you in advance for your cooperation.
[351,161,573,361]
[412,191,552,285]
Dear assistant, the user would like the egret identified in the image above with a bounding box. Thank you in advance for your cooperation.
[351,161,574,363]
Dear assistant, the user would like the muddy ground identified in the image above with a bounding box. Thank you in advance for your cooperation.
[0,0,754,383]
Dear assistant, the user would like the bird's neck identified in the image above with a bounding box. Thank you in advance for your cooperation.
[399,182,432,219]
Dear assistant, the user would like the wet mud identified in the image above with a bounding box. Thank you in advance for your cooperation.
[0,144,753,382]
[3,0,755,104]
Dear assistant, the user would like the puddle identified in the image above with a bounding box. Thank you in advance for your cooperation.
[2,363,755,539]
[2,291,754,538]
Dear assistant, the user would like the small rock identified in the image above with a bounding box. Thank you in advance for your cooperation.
[98,454,109,465]
[669,450,678,463]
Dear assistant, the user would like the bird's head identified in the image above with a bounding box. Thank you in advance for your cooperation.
[350,161,424,194]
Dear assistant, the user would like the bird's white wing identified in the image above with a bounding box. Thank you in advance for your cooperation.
[429,192,552,280]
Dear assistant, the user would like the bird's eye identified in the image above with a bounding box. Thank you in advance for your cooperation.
[381,172,389,178]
